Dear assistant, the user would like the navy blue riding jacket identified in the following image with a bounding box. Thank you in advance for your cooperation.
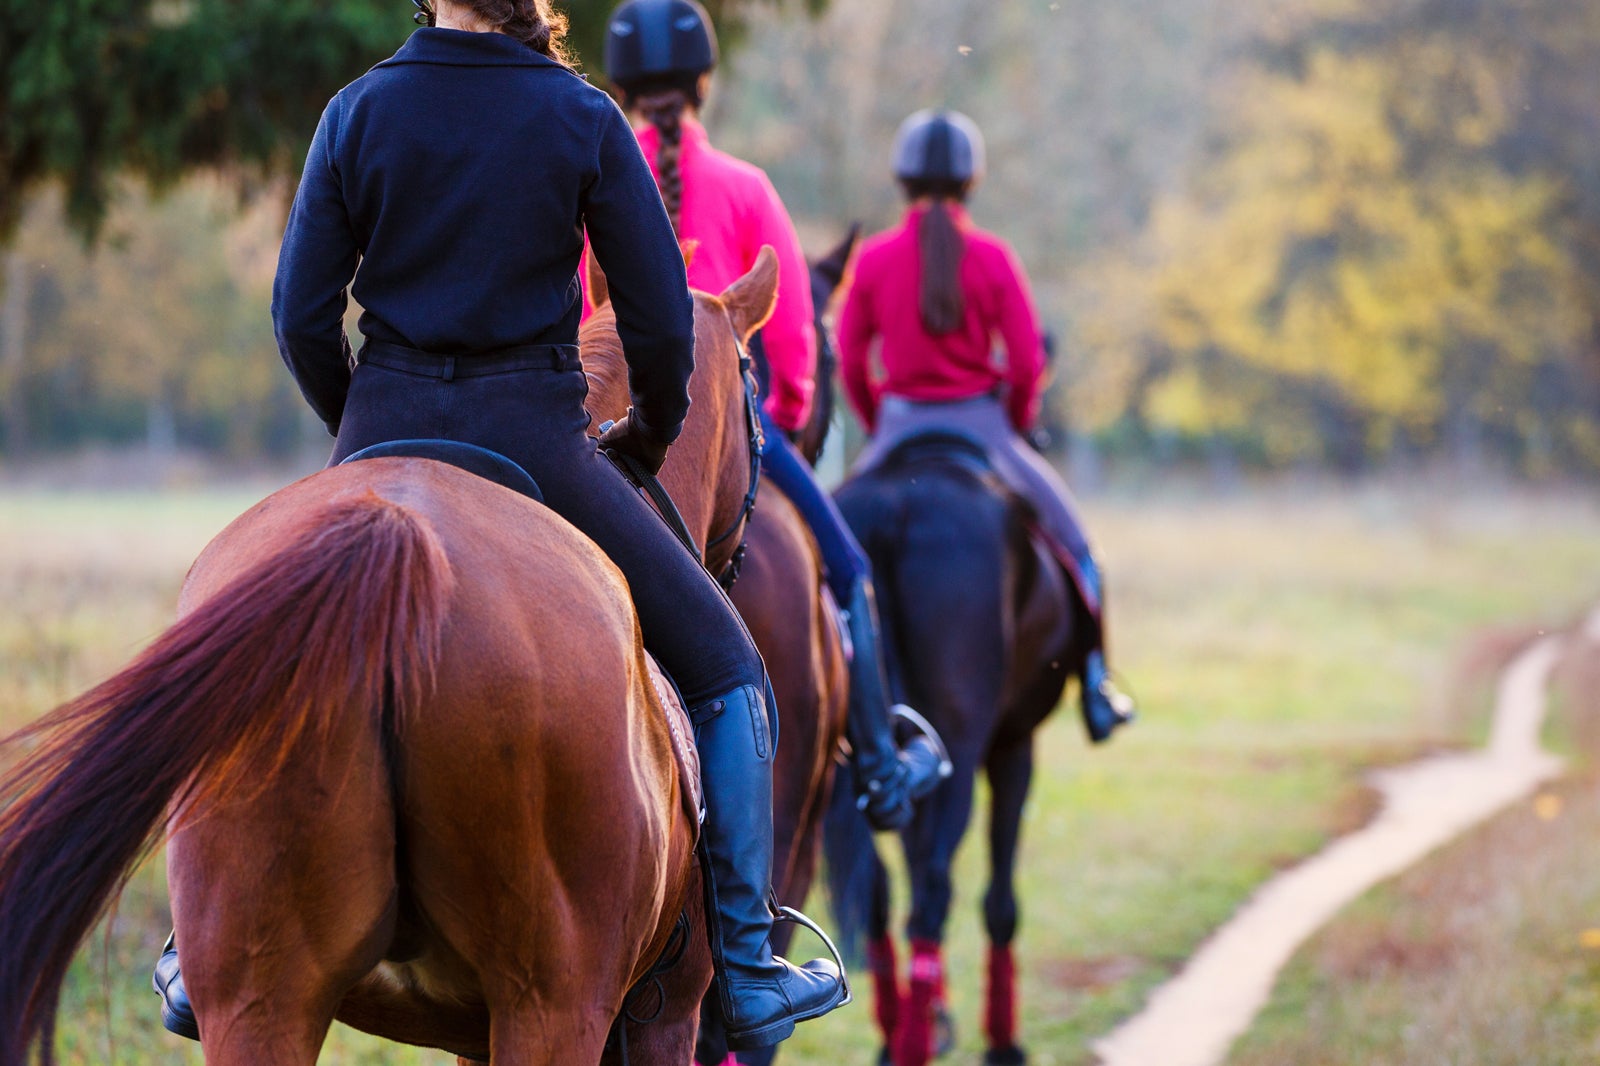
[272,27,695,440]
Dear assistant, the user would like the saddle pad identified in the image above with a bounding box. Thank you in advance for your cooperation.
[645,653,704,830]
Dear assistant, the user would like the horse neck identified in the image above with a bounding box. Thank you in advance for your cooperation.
[579,301,748,569]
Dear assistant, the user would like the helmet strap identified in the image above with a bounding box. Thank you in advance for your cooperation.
[413,0,436,27]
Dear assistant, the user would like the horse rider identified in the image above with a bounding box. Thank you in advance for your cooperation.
[149,0,846,1050]
[601,0,947,830]
[837,109,1137,744]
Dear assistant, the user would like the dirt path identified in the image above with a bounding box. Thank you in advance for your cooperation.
[1092,613,1593,1066]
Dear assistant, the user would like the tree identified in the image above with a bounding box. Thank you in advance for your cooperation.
[1069,0,1600,472]
[1,0,809,243]
[0,0,816,456]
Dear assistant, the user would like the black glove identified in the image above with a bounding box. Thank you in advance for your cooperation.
[599,409,672,476]
[858,758,915,832]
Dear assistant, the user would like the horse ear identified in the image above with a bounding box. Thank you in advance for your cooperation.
[719,245,780,341]
[586,250,611,310]
[814,222,861,290]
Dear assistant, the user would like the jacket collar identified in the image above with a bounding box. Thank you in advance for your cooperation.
[634,112,711,156]
[375,27,568,70]
[905,201,972,230]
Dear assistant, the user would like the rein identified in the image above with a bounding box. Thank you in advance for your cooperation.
[602,442,704,565]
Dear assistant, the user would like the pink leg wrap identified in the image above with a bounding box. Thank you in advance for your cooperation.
[868,933,902,1046]
[985,942,1017,1051]
[895,940,942,1066]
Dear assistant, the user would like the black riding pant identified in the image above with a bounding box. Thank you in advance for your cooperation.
[330,356,762,706]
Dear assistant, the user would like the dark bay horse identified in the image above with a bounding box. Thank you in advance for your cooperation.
[0,260,780,1066]
[826,438,1091,1066]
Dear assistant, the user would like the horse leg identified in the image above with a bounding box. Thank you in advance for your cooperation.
[487,1007,610,1065]
[896,758,979,1066]
[867,849,900,1064]
[982,738,1034,1066]
[169,670,398,1066]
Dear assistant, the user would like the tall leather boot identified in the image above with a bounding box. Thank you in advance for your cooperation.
[842,581,948,831]
[694,683,848,1049]
[1072,553,1135,744]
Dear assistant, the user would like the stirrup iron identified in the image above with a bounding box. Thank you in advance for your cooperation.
[772,905,852,1008]
[891,704,953,781]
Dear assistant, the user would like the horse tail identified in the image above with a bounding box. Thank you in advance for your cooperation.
[821,764,881,965]
[0,490,452,1065]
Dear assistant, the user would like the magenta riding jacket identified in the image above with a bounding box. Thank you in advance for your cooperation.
[838,204,1045,434]
[636,116,819,433]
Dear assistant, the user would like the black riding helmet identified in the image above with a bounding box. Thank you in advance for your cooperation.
[892,109,987,188]
[605,0,719,99]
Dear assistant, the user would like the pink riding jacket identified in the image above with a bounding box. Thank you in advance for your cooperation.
[838,204,1044,434]
[633,115,818,434]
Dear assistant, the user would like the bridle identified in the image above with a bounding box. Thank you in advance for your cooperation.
[703,328,764,589]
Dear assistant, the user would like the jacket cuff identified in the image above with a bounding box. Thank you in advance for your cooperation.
[632,405,683,446]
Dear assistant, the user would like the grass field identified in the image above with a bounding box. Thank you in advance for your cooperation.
[1,478,1596,1064]
[1230,627,1600,1066]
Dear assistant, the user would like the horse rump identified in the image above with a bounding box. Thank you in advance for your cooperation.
[0,491,450,1065]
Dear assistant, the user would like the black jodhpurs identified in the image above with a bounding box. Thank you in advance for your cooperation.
[329,355,762,706]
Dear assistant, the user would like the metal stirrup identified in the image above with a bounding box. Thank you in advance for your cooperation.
[892,703,954,780]
[772,904,853,1008]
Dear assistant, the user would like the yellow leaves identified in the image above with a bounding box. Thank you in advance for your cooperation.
[1069,30,1595,465]
[1144,368,1217,436]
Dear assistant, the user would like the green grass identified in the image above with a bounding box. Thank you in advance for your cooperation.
[0,480,1596,1063]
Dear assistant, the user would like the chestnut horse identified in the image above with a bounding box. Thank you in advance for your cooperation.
[0,258,779,1066]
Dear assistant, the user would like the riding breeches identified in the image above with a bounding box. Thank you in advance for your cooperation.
[856,393,1103,617]
[329,357,764,706]
[756,405,870,605]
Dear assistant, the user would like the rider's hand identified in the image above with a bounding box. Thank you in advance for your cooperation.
[858,734,946,832]
[600,409,672,476]
[858,760,914,832]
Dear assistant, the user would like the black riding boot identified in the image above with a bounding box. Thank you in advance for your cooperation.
[152,932,199,1040]
[1064,549,1135,744]
[1082,649,1135,743]
[694,683,848,1049]
[842,581,949,831]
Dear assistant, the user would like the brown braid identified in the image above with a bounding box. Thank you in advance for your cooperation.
[455,0,572,65]
[633,89,691,234]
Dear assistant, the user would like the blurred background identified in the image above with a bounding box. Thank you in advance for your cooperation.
[3,1,1600,1064]
[4,0,1598,482]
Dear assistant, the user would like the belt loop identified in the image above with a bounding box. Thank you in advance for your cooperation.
[443,356,456,382]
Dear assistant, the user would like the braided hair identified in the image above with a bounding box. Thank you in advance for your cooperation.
[626,86,697,234]
[449,0,571,64]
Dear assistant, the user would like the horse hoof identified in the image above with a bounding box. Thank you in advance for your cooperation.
[983,1046,1027,1066]
[933,1004,956,1057]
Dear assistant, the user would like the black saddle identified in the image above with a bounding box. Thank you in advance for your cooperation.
[879,429,993,477]
[340,439,544,503]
